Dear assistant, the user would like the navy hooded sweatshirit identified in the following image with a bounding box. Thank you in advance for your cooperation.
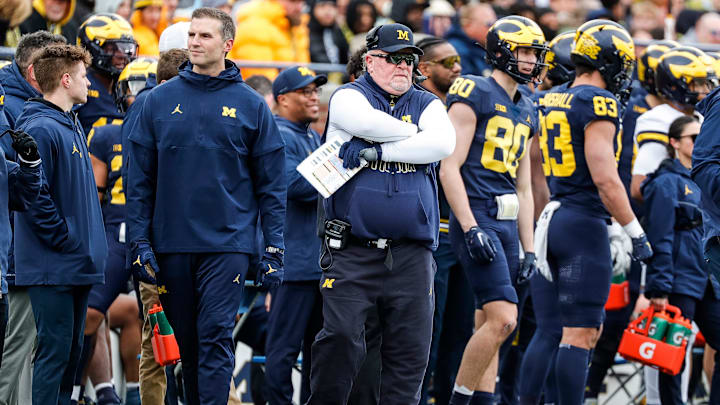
[275,115,321,281]
[13,98,107,286]
[642,159,709,299]
[0,62,41,131]
[694,87,720,251]
[126,61,286,253]
[0,83,42,294]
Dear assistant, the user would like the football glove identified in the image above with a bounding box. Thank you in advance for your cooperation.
[339,137,374,169]
[517,251,536,284]
[464,226,496,263]
[3,129,41,167]
[255,248,284,290]
[631,234,653,262]
[608,222,632,277]
[130,240,158,284]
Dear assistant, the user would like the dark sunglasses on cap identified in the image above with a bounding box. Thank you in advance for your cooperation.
[370,53,416,66]
[428,55,461,69]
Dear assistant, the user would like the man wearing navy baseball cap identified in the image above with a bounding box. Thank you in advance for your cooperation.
[272,65,328,99]
[264,65,327,405]
[306,23,456,405]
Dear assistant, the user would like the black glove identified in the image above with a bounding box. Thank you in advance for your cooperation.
[3,129,41,167]
[631,234,653,262]
[339,137,373,169]
[464,226,497,263]
[255,248,284,290]
[130,241,158,284]
[517,252,536,284]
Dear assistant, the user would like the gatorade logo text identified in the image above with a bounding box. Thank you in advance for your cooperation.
[639,342,656,359]
[648,324,657,336]
[672,332,684,345]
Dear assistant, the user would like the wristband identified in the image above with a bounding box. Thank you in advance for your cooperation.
[623,218,644,239]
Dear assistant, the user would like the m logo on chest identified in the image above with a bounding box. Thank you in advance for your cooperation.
[222,106,236,118]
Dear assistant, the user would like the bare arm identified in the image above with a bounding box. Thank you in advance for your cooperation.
[585,120,636,225]
[90,153,108,203]
[439,103,476,232]
[517,137,534,253]
[630,174,646,202]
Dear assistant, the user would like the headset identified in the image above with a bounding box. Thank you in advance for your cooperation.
[365,25,427,83]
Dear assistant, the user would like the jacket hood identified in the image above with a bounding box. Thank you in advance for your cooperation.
[0,62,41,101]
[237,0,289,30]
[177,60,243,90]
[19,98,79,130]
[642,158,691,193]
[32,0,76,28]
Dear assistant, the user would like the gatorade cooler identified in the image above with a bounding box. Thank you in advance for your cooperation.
[605,273,630,310]
[618,304,688,375]
[149,304,181,366]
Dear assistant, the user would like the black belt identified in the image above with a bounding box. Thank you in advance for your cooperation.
[348,235,392,249]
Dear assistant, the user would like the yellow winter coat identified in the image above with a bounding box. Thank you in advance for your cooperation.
[131,10,160,57]
[229,0,310,79]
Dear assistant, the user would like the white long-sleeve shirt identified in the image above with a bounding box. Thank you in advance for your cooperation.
[326,88,456,164]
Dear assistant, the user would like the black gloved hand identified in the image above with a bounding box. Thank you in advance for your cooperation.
[464,226,497,263]
[339,137,373,169]
[255,248,284,290]
[130,240,158,284]
[3,129,41,167]
[517,252,537,284]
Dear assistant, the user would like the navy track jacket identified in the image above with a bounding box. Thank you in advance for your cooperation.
[126,61,286,254]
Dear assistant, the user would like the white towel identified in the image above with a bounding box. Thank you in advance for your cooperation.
[534,201,561,282]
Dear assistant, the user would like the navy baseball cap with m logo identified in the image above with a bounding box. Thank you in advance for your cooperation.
[366,23,424,55]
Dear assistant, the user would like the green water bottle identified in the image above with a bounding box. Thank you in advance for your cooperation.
[648,313,670,341]
[155,308,174,336]
[665,317,692,347]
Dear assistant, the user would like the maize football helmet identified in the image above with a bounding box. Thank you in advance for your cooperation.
[571,19,635,103]
[78,13,137,77]
[637,40,678,95]
[545,31,575,86]
[655,46,717,107]
[114,57,157,112]
[485,16,549,85]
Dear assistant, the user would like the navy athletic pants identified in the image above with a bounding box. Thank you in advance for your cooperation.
[156,253,248,405]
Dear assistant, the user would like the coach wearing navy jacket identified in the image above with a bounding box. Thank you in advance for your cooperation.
[126,8,286,405]
[13,44,107,405]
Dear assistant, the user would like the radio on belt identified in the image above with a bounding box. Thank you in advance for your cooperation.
[325,219,351,250]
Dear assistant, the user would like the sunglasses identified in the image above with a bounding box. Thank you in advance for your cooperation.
[681,134,698,142]
[428,55,461,69]
[370,53,415,66]
[294,87,322,97]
